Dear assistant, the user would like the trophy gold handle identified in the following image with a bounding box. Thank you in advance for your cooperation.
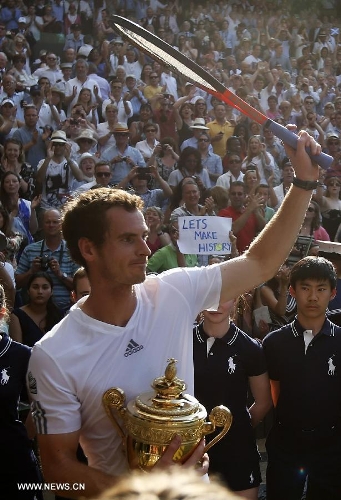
[102,387,127,442]
[202,405,233,454]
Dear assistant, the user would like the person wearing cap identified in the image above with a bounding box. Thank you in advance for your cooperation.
[0,73,25,122]
[72,129,98,164]
[180,118,212,152]
[58,62,73,94]
[0,98,23,140]
[33,52,63,87]
[108,37,125,77]
[70,153,97,192]
[324,133,341,167]
[36,130,84,210]
[101,123,145,184]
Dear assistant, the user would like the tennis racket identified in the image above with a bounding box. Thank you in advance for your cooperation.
[112,16,332,169]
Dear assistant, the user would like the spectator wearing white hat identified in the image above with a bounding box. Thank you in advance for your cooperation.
[180,118,212,152]
[72,129,98,165]
[70,152,97,192]
[36,130,84,210]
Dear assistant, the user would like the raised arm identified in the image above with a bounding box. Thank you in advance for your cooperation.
[218,130,320,304]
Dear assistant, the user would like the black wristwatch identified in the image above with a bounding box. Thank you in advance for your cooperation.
[292,177,318,191]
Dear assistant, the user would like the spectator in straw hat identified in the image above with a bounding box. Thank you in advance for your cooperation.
[180,117,213,152]
[101,123,145,184]
[72,129,98,164]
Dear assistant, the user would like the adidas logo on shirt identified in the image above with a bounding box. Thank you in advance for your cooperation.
[124,339,144,357]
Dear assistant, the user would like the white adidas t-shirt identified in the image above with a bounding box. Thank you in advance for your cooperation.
[28,265,221,476]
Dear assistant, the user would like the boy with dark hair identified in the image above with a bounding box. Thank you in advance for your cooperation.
[263,256,341,500]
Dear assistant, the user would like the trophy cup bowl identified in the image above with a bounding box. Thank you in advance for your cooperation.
[103,358,233,471]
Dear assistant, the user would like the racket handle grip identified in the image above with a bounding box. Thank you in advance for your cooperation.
[267,120,333,170]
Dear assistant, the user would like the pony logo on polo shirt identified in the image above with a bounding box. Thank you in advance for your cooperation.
[0,366,10,385]
[227,356,236,374]
[328,356,336,376]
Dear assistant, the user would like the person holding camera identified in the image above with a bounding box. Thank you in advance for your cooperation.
[117,164,172,210]
[36,130,84,210]
[89,162,115,190]
[101,123,145,185]
[15,208,79,313]
[12,104,48,170]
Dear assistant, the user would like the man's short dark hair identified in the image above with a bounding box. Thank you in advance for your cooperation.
[229,181,245,192]
[62,188,144,268]
[95,161,110,170]
[290,256,337,290]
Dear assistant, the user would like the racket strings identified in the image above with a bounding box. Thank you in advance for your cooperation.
[117,27,216,91]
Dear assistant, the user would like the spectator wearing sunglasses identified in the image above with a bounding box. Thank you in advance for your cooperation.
[216,154,244,189]
[90,162,115,190]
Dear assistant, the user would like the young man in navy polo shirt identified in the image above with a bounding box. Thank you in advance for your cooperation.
[263,256,341,500]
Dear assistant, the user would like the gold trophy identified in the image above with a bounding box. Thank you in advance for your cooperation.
[102,358,233,471]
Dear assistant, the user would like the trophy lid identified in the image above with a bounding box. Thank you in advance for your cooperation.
[127,358,206,422]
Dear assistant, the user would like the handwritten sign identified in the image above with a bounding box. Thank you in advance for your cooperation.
[178,216,232,255]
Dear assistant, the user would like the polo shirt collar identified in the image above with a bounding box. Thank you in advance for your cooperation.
[291,317,336,338]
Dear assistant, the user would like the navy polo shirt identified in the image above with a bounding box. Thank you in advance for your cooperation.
[193,321,267,460]
[263,318,341,430]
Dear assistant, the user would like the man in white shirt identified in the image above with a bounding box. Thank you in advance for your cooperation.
[216,154,244,189]
[65,59,102,115]
[27,132,321,497]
